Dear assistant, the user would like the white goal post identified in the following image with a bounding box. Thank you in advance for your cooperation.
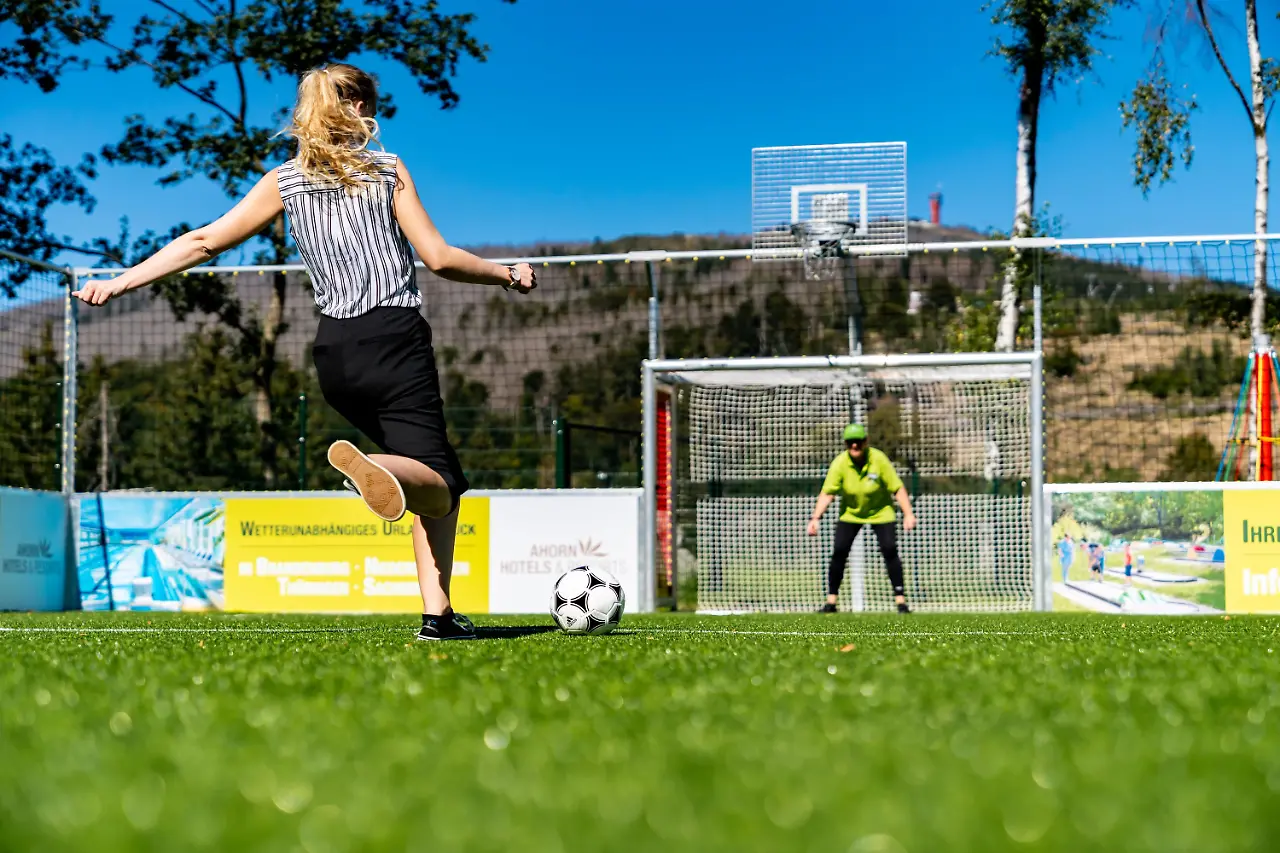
[642,353,1049,613]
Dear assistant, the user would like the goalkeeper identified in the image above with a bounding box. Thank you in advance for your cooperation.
[807,424,917,614]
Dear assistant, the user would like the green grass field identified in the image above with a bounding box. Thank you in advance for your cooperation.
[5,612,1280,852]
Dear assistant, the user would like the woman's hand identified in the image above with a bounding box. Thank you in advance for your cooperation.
[507,262,537,294]
[73,277,132,306]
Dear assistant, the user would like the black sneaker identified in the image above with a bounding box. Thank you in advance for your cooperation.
[416,612,477,641]
[897,602,912,614]
[818,602,838,613]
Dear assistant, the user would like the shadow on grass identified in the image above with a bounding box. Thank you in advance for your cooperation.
[475,625,561,640]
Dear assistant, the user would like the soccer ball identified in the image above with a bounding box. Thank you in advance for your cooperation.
[550,566,625,635]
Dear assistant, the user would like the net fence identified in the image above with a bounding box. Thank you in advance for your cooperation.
[695,494,1030,613]
[0,231,1273,495]
[650,234,1274,484]
[0,258,70,491]
[64,256,654,492]
[670,362,1034,612]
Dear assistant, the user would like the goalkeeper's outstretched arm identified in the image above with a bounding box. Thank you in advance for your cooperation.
[806,494,836,536]
[894,487,918,531]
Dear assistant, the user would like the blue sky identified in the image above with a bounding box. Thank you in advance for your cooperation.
[6,0,1280,261]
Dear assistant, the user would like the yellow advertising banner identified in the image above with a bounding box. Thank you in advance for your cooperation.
[1224,490,1280,613]
[223,496,489,613]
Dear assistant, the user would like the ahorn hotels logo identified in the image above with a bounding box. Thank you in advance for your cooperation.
[528,538,608,560]
[3,539,57,575]
[501,537,613,574]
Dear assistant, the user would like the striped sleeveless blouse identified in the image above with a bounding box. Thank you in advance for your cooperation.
[277,151,420,319]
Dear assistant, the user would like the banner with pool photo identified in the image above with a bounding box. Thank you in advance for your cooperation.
[76,493,226,612]
[1047,483,1280,614]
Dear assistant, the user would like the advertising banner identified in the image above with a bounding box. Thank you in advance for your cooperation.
[0,488,68,611]
[487,491,641,613]
[75,489,641,614]
[1223,489,1280,613]
[223,496,489,614]
[77,494,224,612]
[1049,483,1280,614]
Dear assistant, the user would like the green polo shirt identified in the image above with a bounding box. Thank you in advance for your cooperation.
[821,447,904,524]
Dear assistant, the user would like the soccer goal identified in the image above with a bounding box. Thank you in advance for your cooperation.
[642,353,1048,613]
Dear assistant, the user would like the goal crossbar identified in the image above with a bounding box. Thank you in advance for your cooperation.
[641,352,1048,612]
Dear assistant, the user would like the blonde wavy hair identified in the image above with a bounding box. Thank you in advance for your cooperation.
[288,63,383,190]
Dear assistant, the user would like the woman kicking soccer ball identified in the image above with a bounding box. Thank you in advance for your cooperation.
[73,63,533,641]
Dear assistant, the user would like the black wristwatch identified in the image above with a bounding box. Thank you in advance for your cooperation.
[505,265,522,291]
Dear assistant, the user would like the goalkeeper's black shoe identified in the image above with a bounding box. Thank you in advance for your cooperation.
[897,602,912,614]
[819,602,838,613]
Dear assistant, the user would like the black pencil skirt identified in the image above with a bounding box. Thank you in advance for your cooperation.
[312,306,470,504]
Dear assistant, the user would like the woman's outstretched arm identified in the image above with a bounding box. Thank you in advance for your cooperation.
[74,170,284,305]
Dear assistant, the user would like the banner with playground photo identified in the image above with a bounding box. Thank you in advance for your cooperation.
[1048,482,1280,615]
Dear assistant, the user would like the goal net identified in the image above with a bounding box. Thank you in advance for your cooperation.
[644,355,1045,613]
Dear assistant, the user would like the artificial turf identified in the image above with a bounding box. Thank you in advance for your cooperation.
[3,611,1280,852]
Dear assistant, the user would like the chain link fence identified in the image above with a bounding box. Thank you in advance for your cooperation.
[0,250,74,491]
[1,233,1275,493]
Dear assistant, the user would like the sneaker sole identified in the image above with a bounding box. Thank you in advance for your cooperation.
[414,633,477,641]
[327,440,406,522]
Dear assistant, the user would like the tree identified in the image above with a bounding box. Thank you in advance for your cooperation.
[0,136,97,292]
[1,0,513,486]
[1121,1,1277,339]
[0,1,114,287]
[0,323,64,489]
[984,0,1134,351]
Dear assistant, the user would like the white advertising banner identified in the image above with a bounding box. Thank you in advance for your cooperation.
[487,491,642,614]
[0,488,68,612]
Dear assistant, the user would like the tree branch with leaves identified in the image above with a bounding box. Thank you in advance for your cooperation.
[984,0,1134,351]
[1,0,514,486]
[1120,1,1276,338]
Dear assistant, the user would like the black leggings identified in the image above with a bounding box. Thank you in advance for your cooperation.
[828,521,905,597]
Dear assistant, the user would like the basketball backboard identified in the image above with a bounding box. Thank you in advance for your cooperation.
[751,142,907,260]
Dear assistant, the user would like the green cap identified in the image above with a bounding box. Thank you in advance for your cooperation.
[842,424,867,441]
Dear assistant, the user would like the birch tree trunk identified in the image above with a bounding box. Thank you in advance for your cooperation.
[1245,0,1268,342]
[996,64,1042,352]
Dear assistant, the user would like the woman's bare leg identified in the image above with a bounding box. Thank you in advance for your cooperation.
[328,441,452,519]
[370,454,453,518]
[412,510,458,615]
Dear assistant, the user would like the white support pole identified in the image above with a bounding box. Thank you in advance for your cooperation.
[1029,352,1046,610]
[640,361,657,613]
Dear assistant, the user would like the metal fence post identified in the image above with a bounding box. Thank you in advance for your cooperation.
[61,268,79,494]
[297,393,308,489]
[646,261,660,360]
[1033,248,1043,356]
[553,417,570,489]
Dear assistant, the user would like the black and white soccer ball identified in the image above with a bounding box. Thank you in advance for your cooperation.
[550,566,625,635]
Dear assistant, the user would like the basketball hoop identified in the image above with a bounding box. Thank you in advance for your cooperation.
[791,221,856,280]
